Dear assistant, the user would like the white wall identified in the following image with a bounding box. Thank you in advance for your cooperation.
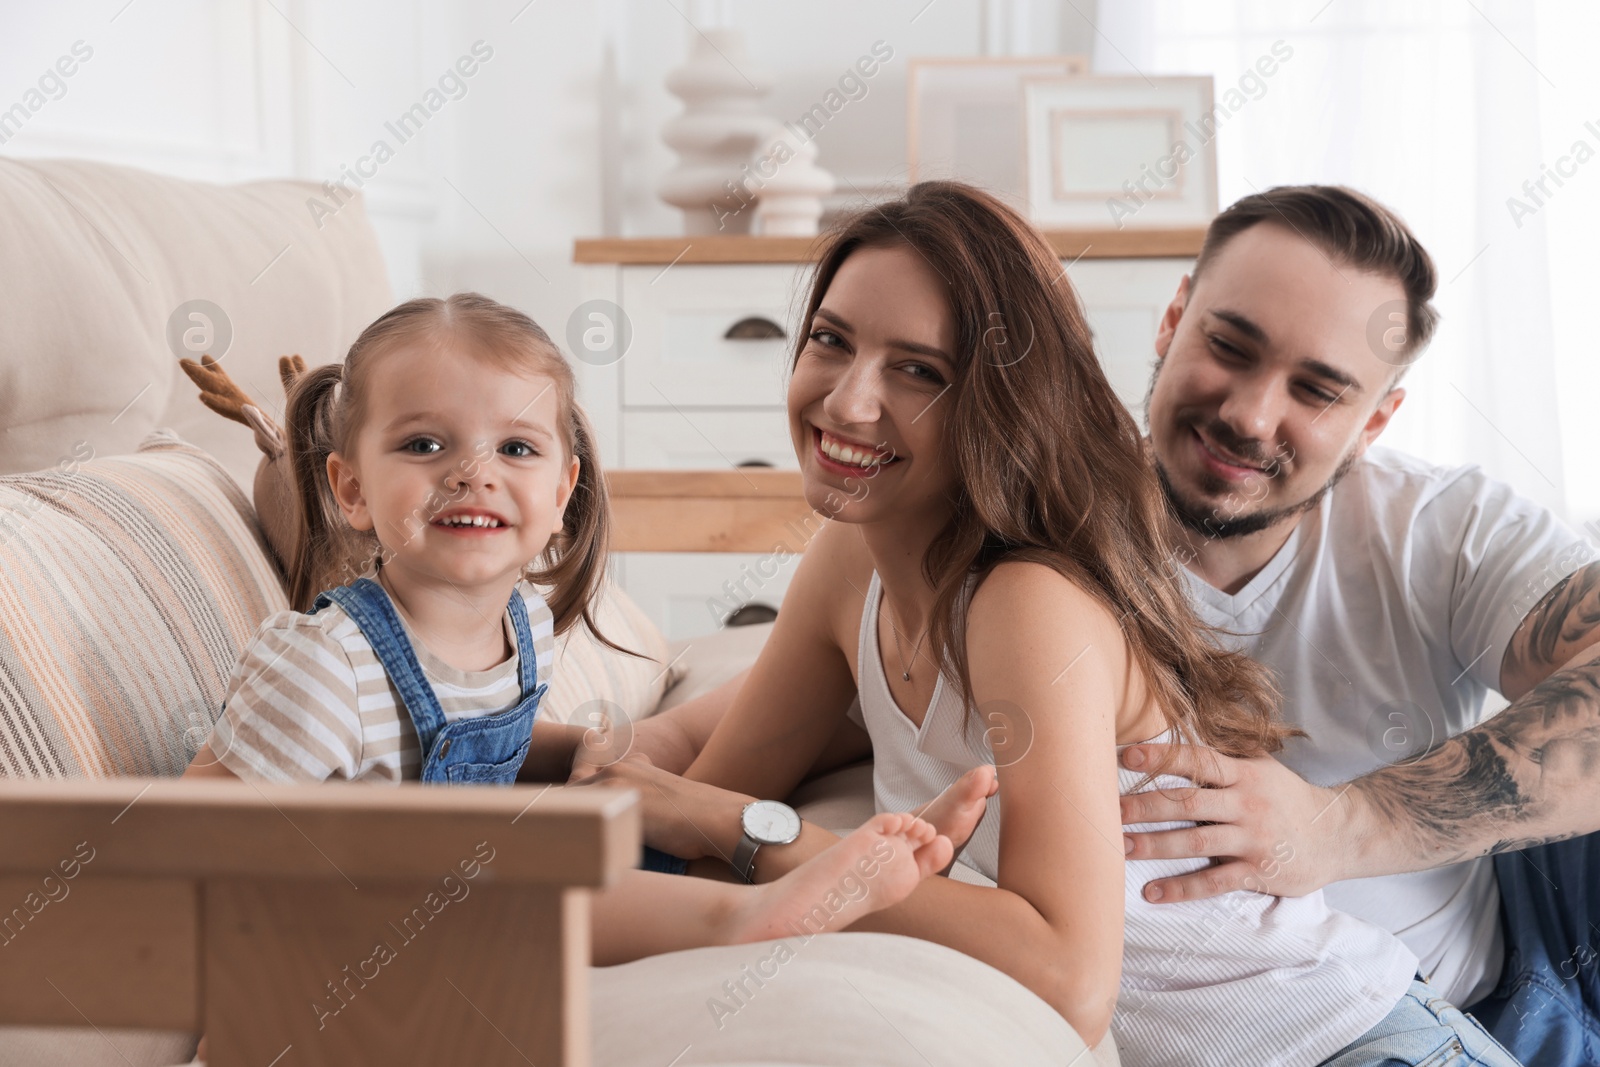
[2,0,1095,334]
[433,0,1097,346]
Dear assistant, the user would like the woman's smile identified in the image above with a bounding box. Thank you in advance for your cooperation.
[812,426,899,476]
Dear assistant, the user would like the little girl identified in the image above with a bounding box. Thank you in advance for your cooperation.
[183,292,959,967]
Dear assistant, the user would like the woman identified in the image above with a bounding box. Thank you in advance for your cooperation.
[575,183,1520,1067]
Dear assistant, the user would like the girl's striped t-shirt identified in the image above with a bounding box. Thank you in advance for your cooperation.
[207,581,554,782]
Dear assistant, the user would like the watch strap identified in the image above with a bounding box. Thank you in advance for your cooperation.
[731,832,761,884]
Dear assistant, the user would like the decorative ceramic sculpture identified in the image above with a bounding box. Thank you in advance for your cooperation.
[657,29,775,235]
[751,125,834,237]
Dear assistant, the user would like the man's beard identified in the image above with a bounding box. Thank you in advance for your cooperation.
[1143,361,1360,541]
[1156,448,1358,540]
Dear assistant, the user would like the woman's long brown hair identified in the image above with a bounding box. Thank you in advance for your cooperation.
[797,183,1293,759]
[284,292,622,650]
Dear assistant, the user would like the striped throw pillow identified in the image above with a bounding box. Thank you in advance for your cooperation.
[0,431,288,778]
[539,580,676,730]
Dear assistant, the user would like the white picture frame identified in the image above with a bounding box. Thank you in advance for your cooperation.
[1021,75,1218,229]
[907,56,1089,199]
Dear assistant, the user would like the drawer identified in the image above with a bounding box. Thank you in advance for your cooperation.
[617,551,800,641]
[1065,258,1191,413]
[619,263,807,408]
[620,409,798,469]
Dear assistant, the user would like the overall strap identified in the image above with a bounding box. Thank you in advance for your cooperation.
[504,586,543,698]
[312,578,451,757]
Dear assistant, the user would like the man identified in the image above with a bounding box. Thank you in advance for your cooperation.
[1113,185,1599,1064]
[604,186,1600,1063]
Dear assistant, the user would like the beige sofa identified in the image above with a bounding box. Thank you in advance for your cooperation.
[0,157,1117,1067]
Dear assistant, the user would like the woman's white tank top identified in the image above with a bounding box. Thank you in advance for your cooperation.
[856,572,1417,1067]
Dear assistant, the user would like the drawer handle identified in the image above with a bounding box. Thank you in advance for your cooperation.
[725,602,779,627]
[736,459,775,469]
[724,316,786,341]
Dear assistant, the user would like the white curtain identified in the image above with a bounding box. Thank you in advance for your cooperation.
[1092,0,1600,526]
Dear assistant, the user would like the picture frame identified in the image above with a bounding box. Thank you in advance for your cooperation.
[1021,75,1218,229]
[907,56,1090,199]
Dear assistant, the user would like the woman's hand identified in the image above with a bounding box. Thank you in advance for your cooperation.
[572,754,754,862]
[569,713,701,783]
[569,674,752,785]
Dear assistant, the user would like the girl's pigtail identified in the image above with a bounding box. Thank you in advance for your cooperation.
[285,364,351,611]
[529,402,637,656]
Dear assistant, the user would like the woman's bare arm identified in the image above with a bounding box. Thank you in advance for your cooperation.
[616,668,870,779]
[607,673,749,778]
[684,522,868,801]
[807,710,873,775]
[678,557,1129,1043]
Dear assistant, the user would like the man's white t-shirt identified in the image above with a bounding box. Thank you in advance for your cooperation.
[1181,446,1592,1007]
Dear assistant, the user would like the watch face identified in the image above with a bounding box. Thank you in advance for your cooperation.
[743,800,802,845]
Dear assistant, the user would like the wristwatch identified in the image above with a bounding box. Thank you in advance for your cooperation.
[732,799,802,883]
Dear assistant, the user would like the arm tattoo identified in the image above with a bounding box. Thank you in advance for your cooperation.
[1355,652,1600,868]
[1502,560,1600,698]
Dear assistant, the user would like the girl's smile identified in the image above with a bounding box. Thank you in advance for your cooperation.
[432,506,512,533]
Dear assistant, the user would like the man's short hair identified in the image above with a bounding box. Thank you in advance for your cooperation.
[1193,185,1440,372]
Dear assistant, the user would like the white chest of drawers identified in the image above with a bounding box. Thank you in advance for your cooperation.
[573,230,1203,640]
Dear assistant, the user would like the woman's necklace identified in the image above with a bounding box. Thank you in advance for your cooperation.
[889,606,928,682]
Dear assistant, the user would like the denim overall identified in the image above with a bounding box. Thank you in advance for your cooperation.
[310,578,546,785]
[311,578,693,874]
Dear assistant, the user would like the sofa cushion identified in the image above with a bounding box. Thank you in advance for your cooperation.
[657,620,771,713]
[0,157,392,491]
[0,431,287,778]
[593,931,1116,1067]
[540,579,675,729]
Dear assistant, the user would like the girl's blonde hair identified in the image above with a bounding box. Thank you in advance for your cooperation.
[284,292,617,648]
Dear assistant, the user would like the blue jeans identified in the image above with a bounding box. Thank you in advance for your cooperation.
[640,846,689,874]
[1323,979,1523,1066]
[1467,832,1600,1065]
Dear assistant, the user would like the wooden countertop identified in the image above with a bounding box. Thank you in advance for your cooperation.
[574,227,1205,265]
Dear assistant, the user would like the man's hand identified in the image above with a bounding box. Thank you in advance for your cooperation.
[1118,743,1353,903]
